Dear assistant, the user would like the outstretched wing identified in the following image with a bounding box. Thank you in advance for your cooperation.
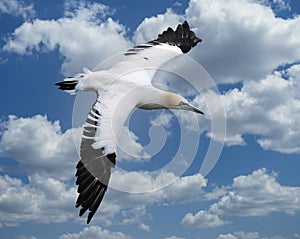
[108,21,202,77]
[75,82,140,223]
[127,20,201,55]
[75,102,116,224]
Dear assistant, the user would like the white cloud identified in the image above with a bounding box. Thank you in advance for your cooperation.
[85,171,207,226]
[217,231,259,239]
[203,186,229,201]
[5,0,299,84]
[117,126,150,161]
[0,115,80,180]
[254,0,290,11]
[138,223,151,232]
[186,0,300,83]
[109,170,206,201]
[133,8,182,44]
[118,205,149,230]
[87,170,206,224]
[0,114,208,227]
[0,0,35,20]
[128,0,300,154]
[190,64,300,153]
[0,115,83,225]
[3,0,300,230]
[165,236,186,239]
[99,170,207,228]
[150,111,173,128]
[218,234,238,239]
[63,0,110,19]
[183,168,300,228]
[3,2,132,75]
[58,226,131,239]
[211,168,300,216]
[132,0,300,83]
[294,233,300,239]
[19,236,38,239]
[181,210,229,228]
[217,231,287,239]
[0,174,76,225]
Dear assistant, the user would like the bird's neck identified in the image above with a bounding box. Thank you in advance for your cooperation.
[137,88,170,110]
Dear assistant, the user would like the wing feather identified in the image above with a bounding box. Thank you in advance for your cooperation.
[75,102,116,224]
[107,21,202,78]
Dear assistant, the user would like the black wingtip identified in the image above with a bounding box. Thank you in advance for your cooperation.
[87,212,94,224]
[55,80,78,91]
[75,157,114,224]
[154,21,202,53]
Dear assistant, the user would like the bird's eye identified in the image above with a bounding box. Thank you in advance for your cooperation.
[177,101,187,106]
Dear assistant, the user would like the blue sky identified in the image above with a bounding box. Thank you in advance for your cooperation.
[1,0,300,239]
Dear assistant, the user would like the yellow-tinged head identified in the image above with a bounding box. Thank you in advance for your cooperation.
[164,92,204,114]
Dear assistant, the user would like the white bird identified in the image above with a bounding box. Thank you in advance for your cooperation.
[56,21,203,224]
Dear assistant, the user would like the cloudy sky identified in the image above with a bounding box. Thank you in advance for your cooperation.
[1,0,300,239]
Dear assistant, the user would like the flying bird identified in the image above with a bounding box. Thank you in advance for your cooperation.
[56,21,203,224]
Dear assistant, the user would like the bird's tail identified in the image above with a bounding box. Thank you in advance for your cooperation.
[55,67,91,95]
[55,79,78,91]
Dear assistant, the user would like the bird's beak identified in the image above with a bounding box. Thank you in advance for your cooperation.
[180,102,204,115]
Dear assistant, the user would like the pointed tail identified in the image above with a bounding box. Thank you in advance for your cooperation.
[55,68,92,94]
[55,79,78,90]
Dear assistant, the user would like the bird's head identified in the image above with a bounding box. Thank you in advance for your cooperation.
[164,92,204,115]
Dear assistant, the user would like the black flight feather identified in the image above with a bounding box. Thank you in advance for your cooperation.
[154,21,202,53]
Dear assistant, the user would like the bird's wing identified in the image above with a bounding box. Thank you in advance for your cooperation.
[108,21,202,78]
[75,101,115,224]
[75,83,139,223]
[74,21,201,224]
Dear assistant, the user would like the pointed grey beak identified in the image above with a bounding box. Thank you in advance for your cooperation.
[179,102,204,115]
[189,104,204,115]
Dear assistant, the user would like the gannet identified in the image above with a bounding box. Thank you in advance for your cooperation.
[56,21,203,224]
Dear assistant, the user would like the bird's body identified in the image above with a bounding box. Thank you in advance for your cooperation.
[56,21,203,223]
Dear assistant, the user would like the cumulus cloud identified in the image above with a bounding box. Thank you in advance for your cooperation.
[2,0,300,233]
[186,0,300,83]
[19,236,38,239]
[181,210,229,228]
[182,168,300,228]
[132,0,300,83]
[138,223,151,232]
[150,111,173,128]
[71,170,205,226]
[254,0,291,12]
[0,0,35,20]
[217,231,287,239]
[212,168,300,216]
[0,174,76,226]
[190,63,300,153]
[128,0,300,154]
[165,236,186,239]
[3,0,300,156]
[0,115,83,226]
[109,170,207,203]
[3,2,132,75]
[0,115,80,180]
[294,233,300,238]
[133,8,183,44]
[5,0,300,83]
[58,226,131,239]
[217,232,258,239]
[74,170,205,227]
[0,113,208,227]
[117,126,150,161]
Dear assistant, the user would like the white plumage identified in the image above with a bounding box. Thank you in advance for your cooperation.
[56,21,203,223]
